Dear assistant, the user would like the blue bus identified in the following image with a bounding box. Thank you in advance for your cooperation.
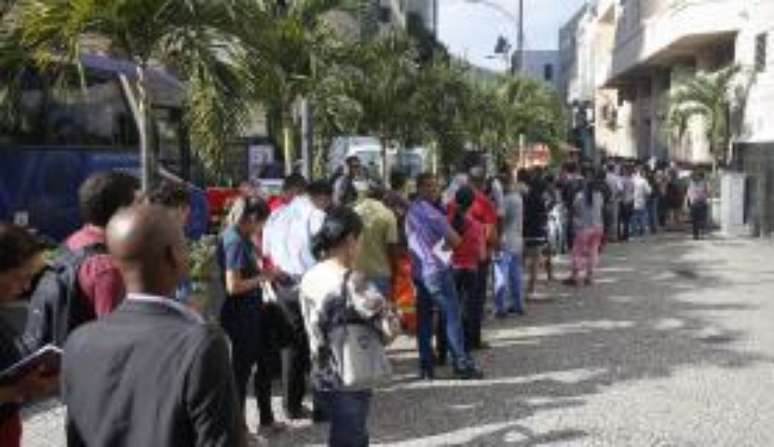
[0,55,208,241]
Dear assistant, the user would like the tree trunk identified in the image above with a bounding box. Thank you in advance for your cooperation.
[119,67,152,192]
[282,106,295,176]
[380,136,389,186]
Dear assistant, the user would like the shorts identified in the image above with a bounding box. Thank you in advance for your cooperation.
[524,239,546,258]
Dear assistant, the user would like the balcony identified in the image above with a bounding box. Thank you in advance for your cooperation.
[607,0,745,85]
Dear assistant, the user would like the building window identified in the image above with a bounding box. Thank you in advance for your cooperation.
[755,33,768,72]
[544,64,554,82]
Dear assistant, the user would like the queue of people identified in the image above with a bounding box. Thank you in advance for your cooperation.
[0,155,712,447]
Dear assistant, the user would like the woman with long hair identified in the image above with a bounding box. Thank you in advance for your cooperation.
[300,207,395,446]
[218,197,284,436]
[568,170,606,286]
[0,224,58,447]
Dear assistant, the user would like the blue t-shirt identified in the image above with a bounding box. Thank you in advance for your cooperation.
[218,225,261,303]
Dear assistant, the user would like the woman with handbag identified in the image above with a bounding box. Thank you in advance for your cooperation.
[300,207,399,447]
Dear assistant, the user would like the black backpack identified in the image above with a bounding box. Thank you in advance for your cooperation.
[22,244,106,350]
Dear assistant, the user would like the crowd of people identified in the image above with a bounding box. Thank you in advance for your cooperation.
[0,154,712,447]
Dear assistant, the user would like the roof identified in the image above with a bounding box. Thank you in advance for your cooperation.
[80,54,185,107]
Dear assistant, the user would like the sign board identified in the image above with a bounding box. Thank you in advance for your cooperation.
[248,145,275,182]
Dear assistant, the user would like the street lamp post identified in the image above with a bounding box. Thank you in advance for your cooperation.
[464,0,524,74]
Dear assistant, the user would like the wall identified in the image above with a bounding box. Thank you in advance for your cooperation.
[518,50,561,90]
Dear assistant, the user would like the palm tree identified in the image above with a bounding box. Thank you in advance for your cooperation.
[347,31,420,181]
[498,75,566,163]
[669,65,740,166]
[234,0,356,175]
[413,59,472,166]
[9,0,254,190]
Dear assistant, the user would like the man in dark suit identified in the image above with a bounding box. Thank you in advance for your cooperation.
[62,204,245,447]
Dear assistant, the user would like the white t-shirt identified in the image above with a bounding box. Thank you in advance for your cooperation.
[633,175,652,210]
[500,191,523,254]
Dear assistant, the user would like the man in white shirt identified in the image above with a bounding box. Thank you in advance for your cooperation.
[494,169,524,316]
[605,164,623,242]
[631,166,653,238]
[262,180,332,421]
[619,166,635,242]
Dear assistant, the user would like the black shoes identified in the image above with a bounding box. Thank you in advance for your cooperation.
[419,369,435,381]
[453,366,484,380]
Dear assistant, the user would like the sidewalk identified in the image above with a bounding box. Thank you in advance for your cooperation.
[24,233,774,446]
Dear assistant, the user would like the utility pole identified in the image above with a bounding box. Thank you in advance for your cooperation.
[516,0,524,74]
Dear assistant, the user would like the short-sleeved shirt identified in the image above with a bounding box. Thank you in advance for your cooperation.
[219,225,260,302]
[470,190,499,226]
[354,199,399,279]
[452,215,483,270]
[66,225,125,317]
[447,190,498,256]
[501,191,524,254]
[406,199,453,279]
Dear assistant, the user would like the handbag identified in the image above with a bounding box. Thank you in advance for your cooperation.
[327,271,393,390]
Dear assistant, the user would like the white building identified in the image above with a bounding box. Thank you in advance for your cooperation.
[360,0,437,38]
[513,50,561,90]
[562,0,774,234]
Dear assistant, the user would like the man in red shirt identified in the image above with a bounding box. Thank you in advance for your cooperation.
[65,171,140,317]
[446,168,498,350]
[449,186,486,355]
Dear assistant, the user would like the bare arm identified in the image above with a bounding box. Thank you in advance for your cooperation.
[224,270,261,297]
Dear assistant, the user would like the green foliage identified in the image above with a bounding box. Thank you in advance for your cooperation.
[669,65,740,165]
[7,0,251,172]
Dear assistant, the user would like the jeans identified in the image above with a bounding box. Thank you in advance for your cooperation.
[328,390,372,447]
[605,201,619,241]
[619,202,633,241]
[493,251,524,314]
[631,208,648,237]
[414,269,473,374]
[690,202,708,239]
[648,197,660,234]
[453,268,479,352]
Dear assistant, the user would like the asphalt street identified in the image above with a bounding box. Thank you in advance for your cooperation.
[24,233,774,446]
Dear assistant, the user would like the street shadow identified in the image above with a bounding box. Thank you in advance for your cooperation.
[272,233,772,446]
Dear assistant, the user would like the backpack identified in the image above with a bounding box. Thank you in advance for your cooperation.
[22,244,106,350]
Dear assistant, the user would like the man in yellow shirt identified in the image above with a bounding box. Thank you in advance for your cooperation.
[353,182,400,297]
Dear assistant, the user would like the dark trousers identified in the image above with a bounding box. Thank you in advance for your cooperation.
[690,202,708,239]
[455,268,480,352]
[276,297,310,417]
[328,390,372,447]
[220,299,275,426]
[619,203,633,241]
[471,260,490,348]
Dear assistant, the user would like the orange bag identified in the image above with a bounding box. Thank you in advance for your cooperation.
[391,253,417,335]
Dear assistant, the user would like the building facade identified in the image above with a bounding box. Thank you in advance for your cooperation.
[562,0,774,234]
[359,0,437,38]
[513,50,561,90]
